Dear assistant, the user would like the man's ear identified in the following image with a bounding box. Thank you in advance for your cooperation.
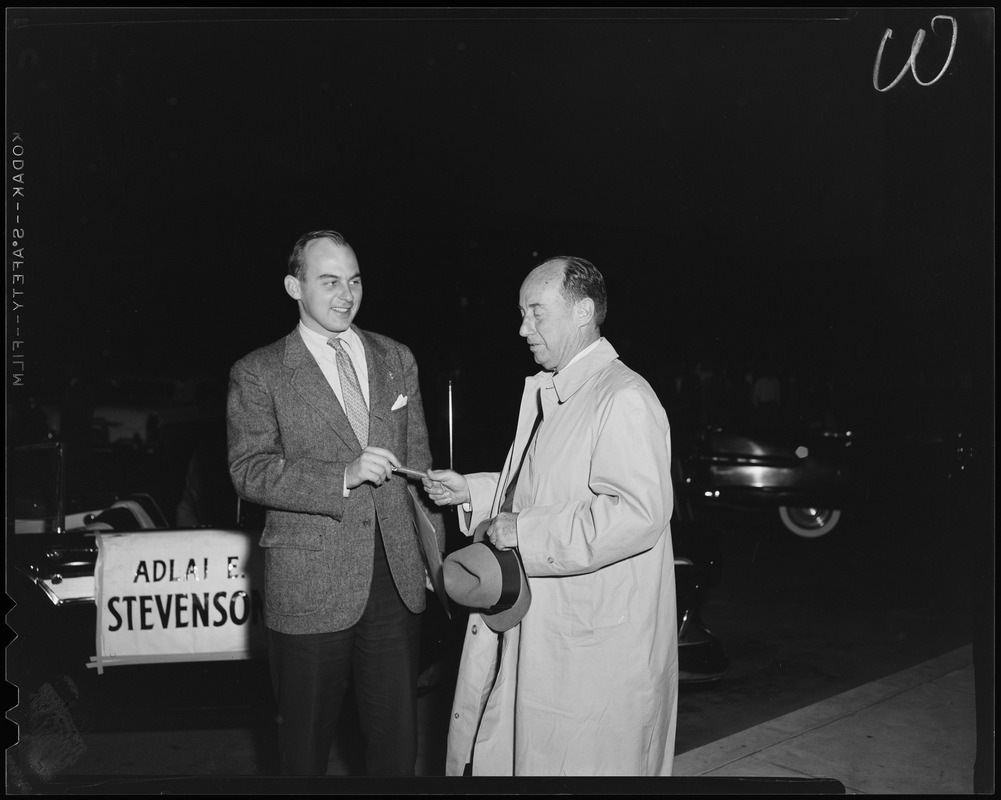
[284,275,301,301]
[575,297,595,327]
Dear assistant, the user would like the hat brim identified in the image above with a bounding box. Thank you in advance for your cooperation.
[481,545,531,633]
[443,540,531,633]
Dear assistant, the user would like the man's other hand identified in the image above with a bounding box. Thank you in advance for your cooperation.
[485,512,519,551]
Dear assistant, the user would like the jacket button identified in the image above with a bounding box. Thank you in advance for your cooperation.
[362,519,372,527]
[547,556,555,564]
[454,712,460,720]
[471,625,478,634]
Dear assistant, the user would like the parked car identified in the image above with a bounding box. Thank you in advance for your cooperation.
[678,423,857,538]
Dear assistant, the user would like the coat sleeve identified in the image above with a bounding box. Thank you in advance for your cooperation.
[456,472,503,536]
[227,357,348,519]
[516,383,673,576]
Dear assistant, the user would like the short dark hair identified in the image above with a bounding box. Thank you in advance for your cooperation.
[287,230,351,280]
[547,256,608,327]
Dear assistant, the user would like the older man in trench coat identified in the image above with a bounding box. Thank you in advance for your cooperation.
[424,256,678,776]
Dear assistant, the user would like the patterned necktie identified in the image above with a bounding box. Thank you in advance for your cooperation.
[327,337,368,447]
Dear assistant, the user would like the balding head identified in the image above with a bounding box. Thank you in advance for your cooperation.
[518,256,604,372]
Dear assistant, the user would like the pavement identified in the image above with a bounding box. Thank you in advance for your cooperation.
[673,644,978,794]
[9,644,981,794]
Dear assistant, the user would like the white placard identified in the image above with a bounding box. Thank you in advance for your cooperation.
[91,529,266,672]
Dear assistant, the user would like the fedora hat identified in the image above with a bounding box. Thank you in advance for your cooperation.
[443,520,531,633]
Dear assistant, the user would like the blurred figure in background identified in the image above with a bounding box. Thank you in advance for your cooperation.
[8,394,52,447]
[59,359,101,493]
[751,360,782,426]
[60,361,96,461]
[175,428,239,528]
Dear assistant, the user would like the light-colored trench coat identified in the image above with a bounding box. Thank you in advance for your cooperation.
[446,338,678,777]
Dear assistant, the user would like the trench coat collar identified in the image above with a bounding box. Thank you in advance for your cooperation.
[549,337,618,404]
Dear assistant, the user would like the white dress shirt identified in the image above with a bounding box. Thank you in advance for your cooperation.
[298,322,370,496]
[297,322,370,408]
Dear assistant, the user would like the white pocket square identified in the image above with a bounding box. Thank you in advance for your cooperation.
[391,394,408,411]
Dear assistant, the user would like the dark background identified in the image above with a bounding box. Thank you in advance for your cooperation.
[6,8,993,471]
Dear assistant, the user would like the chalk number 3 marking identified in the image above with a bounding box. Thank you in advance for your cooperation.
[873,15,957,92]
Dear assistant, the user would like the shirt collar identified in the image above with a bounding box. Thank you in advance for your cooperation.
[560,338,602,372]
[298,321,361,356]
[548,337,618,403]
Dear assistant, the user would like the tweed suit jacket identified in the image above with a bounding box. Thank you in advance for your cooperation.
[227,325,445,635]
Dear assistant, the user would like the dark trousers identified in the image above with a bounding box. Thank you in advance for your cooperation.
[267,532,421,777]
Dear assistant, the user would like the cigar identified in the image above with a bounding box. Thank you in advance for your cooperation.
[392,465,428,480]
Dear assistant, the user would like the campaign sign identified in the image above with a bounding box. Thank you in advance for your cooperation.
[91,529,266,672]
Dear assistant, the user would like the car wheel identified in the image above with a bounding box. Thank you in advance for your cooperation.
[778,505,842,538]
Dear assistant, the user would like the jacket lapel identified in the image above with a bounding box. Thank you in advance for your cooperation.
[358,329,394,447]
[283,330,359,450]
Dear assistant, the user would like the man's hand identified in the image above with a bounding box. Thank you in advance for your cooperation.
[423,469,470,507]
[485,512,519,551]
[345,446,400,489]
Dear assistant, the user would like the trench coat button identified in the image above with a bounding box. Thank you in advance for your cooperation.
[471,624,478,634]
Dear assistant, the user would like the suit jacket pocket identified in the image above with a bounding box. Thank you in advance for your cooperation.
[261,517,329,617]
[260,513,326,551]
[264,545,329,617]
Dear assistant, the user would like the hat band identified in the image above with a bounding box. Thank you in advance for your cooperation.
[487,547,522,614]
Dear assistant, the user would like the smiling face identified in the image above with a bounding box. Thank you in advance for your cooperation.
[284,238,362,336]
[518,261,593,372]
